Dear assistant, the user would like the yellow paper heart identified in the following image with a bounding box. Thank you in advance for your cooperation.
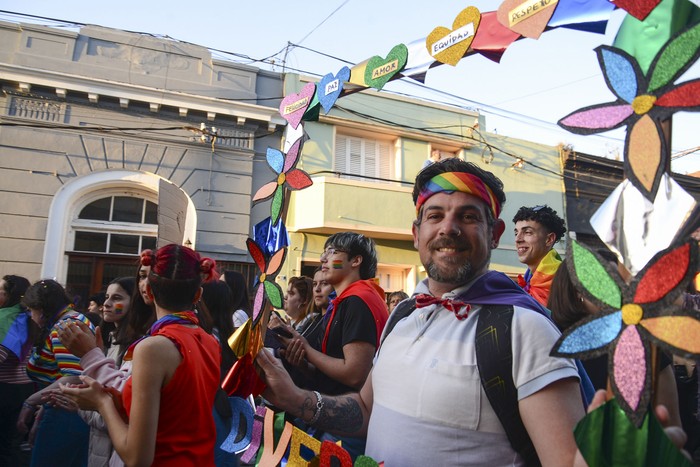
[426,6,481,66]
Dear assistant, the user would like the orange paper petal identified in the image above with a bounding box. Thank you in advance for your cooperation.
[641,316,700,354]
[627,114,662,195]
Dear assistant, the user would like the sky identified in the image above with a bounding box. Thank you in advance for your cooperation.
[1,0,698,174]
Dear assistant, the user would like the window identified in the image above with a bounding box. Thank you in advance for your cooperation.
[334,134,394,181]
[72,195,158,256]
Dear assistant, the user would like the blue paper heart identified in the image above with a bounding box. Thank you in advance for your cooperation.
[317,66,350,114]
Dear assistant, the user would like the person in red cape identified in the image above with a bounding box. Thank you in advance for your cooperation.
[60,244,220,467]
[271,231,387,459]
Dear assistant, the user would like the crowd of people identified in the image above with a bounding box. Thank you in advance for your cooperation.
[0,158,697,466]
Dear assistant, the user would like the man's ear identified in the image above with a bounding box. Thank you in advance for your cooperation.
[491,219,506,249]
[412,222,420,249]
[545,232,557,249]
[351,254,363,270]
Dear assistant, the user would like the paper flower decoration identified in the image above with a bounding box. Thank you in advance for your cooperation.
[246,238,286,324]
[252,137,313,226]
[558,23,700,201]
[551,239,700,426]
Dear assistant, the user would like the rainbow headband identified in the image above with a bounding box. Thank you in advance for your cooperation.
[416,172,501,219]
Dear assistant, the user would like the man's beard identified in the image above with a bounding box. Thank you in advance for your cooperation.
[426,257,474,284]
[424,244,491,286]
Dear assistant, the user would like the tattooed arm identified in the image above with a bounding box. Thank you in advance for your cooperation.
[255,347,372,436]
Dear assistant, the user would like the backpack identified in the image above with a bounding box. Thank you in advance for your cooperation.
[381,298,541,467]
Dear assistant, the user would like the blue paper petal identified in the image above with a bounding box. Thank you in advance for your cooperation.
[558,311,622,354]
[266,147,285,174]
[600,48,638,103]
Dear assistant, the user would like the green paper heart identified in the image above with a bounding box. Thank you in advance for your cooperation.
[364,44,408,90]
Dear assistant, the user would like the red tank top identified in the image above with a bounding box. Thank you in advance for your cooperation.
[123,324,220,466]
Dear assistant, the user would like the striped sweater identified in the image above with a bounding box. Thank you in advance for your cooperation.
[27,309,94,384]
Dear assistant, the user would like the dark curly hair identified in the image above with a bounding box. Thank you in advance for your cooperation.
[413,158,506,226]
[512,205,567,243]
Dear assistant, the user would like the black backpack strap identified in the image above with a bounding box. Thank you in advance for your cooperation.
[379,298,416,348]
[475,304,541,467]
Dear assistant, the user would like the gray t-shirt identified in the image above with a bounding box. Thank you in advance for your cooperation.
[365,279,578,466]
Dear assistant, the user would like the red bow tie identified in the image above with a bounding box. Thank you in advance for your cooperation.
[415,294,471,320]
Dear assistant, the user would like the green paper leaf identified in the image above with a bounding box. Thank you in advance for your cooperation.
[648,22,700,92]
[575,398,691,467]
[263,280,284,309]
[571,241,622,309]
[270,186,284,226]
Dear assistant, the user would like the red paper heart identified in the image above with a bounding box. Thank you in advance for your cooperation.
[611,0,662,21]
[497,0,559,39]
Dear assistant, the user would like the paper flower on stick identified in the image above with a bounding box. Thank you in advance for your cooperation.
[246,238,286,325]
[252,137,312,226]
[551,239,700,426]
[558,23,700,201]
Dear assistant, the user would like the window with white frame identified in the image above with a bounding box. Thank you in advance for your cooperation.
[71,194,158,255]
[334,134,395,182]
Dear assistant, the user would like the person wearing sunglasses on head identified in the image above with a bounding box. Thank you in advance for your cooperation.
[513,204,567,307]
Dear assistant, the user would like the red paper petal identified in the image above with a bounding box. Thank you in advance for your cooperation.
[246,238,266,271]
[656,80,700,108]
[285,169,313,190]
[634,243,690,303]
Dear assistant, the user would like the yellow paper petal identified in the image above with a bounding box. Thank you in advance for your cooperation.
[228,318,251,358]
[627,114,662,194]
[640,316,700,354]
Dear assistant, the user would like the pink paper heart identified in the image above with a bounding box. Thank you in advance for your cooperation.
[497,0,559,39]
[279,82,316,129]
[611,0,662,21]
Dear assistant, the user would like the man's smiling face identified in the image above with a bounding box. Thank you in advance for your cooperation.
[413,191,504,292]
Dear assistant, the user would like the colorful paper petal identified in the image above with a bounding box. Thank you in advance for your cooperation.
[282,138,303,173]
[570,240,622,308]
[266,247,287,276]
[612,326,646,412]
[598,46,639,103]
[641,316,700,354]
[252,181,279,203]
[246,238,266,272]
[611,0,662,21]
[555,311,622,355]
[634,243,691,303]
[285,169,313,190]
[252,284,265,323]
[647,22,700,93]
[470,10,520,63]
[266,147,284,174]
[625,114,664,199]
[656,79,700,108]
[558,103,634,133]
[263,280,284,309]
[270,186,284,226]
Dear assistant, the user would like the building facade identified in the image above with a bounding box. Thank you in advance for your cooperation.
[0,21,285,303]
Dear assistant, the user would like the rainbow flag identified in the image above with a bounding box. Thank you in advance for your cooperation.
[0,304,31,360]
[517,249,562,307]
